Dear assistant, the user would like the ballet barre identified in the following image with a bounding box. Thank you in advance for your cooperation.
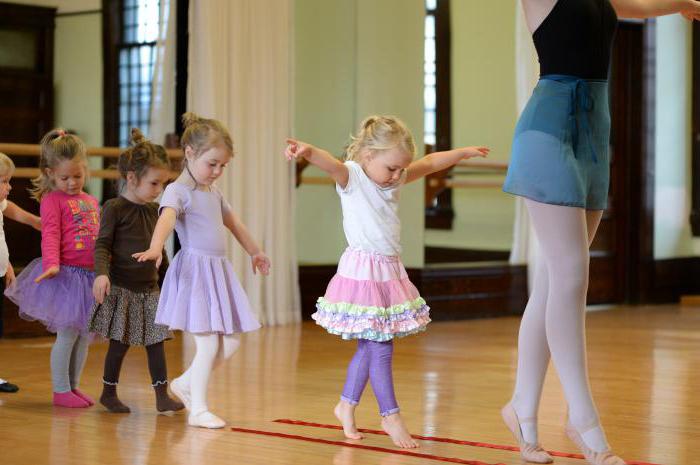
[0,143,183,180]
[0,143,183,159]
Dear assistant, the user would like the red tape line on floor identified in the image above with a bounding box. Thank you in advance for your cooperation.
[272,419,663,465]
[231,427,506,465]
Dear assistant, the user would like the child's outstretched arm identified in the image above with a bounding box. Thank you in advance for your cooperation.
[284,138,350,189]
[4,201,41,231]
[222,207,270,275]
[405,146,490,184]
[132,207,176,266]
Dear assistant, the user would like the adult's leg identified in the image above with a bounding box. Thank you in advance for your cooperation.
[526,200,611,453]
[510,256,550,444]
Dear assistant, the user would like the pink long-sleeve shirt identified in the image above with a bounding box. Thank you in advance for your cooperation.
[40,190,100,271]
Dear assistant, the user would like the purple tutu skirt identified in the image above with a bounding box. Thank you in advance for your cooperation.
[155,247,261,334]
[4,258,95,333]
[312,247,431,341]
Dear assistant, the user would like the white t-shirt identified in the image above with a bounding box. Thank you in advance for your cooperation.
[0,200,8,277]
[337,161,406,256]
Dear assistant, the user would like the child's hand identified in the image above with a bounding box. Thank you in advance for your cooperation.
[460,146,490,160]
[284,138,313,161]
[93,275,111,304]
[132,248,163,267]
[251,252,271,276]
[35,265,59,283]
[5,263,15,288]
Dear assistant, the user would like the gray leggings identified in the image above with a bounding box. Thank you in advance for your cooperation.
[50,328,89,393]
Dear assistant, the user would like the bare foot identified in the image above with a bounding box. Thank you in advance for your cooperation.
[334,400,363,439]
[381,413,418,448]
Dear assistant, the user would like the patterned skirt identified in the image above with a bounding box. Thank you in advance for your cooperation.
[312,247,430,342]
[88,284,172,346]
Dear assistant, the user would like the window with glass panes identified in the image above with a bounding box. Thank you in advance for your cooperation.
[117,0,160,147]
[424,0,437,148]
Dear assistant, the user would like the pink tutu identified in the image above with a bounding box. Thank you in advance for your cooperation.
[312,247,430,341]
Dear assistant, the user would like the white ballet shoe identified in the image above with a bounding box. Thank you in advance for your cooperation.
[188,410,226,429]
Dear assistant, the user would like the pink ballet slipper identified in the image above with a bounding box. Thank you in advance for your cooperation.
[71,388,95,405]
[566,422,627,465]
[71,389,95,406]
[501,403,553,463]
[53,391,90,408]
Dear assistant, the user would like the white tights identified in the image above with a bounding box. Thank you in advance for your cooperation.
[511,199,610,452]
[178,334,240,415]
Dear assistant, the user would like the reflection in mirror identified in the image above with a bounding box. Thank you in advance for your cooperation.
[422,0,516,265]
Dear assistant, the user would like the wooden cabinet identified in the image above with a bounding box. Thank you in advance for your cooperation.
[0,2,55,337]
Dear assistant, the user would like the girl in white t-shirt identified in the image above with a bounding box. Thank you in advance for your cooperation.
[285,115,488,449]
[0,152,42,392]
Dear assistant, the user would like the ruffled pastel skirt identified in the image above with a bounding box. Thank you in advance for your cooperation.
[312,247,430,341]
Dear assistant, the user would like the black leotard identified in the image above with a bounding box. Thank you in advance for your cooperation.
[533,0,618,79]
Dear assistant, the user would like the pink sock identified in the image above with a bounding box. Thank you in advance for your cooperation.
[53,391,90,408]
[71,389,94,406]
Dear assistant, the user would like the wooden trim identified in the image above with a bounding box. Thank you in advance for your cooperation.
[175,0,189,134]
[420,264,528,320]
[425,0,454,230]
[102,0,122,146]
[0,143,182,159]
[434,0,451,152]
[691,22,700,235]
[425,246,510,263]
[635,21,657,303]
[648,257,700,303]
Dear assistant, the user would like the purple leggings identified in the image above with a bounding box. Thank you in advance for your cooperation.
[341,339,399,416]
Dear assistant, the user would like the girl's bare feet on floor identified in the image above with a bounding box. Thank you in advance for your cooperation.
[334,400,364,439]
[381,413,418,448]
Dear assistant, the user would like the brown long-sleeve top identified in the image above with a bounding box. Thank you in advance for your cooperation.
[94,196,168,292]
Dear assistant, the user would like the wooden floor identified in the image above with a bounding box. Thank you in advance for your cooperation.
[1,305,698,465]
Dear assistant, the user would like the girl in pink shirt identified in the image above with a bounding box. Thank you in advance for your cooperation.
[5,129,99,408]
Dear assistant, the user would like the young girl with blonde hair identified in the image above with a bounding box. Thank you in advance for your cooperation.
[134,113,270,428]
[285,115,488,448]
[6,130,99,408]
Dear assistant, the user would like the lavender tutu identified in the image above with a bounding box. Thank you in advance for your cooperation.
[155,247,261,334]
[4,258,95,333]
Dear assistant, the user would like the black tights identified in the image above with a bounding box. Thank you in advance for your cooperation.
[103,339,168,385]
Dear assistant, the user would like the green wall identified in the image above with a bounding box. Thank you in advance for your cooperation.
[426,0,517,252]
[294,0,425,267]
[654,16,696,258]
